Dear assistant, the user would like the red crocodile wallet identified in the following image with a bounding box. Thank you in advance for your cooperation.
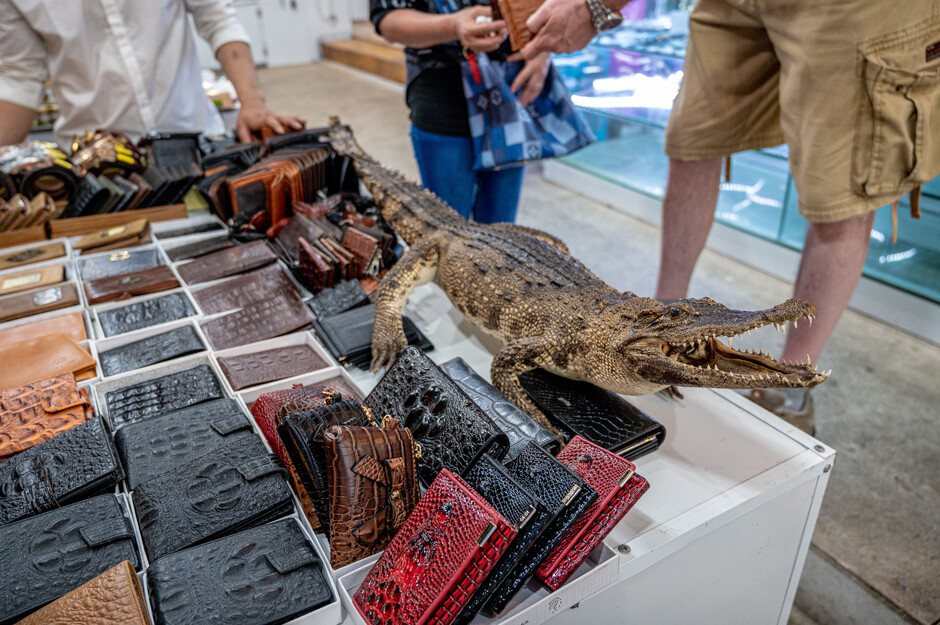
[353,468,517,625]
[535,436,649,590]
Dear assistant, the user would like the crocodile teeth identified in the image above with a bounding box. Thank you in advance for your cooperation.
[793,320,799,329]
[808,315,815,327]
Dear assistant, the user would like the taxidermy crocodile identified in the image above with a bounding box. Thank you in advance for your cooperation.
[328,121,828,431]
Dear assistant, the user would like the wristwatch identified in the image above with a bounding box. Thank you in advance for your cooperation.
[585,0,624,32]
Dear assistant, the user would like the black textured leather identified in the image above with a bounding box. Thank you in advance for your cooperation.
[165,236,234,262]
[441,358,563,459]
[147,518,333,625]
[105,365,224,430]
[365,347,509,487]
[98,293,196,337]
[79,248,161,281]
[132,435,293,562]
[306,280,369,319]
[0,418,123,526]
[0,493,140,625]
[313,304,433,369]
[99,325,206,377]
[114,399,254,490]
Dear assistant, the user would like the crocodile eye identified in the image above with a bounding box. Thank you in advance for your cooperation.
[670,307,682,317]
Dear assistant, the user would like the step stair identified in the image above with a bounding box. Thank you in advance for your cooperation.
[321,21,405,84]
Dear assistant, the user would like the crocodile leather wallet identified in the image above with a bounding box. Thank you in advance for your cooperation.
[114,398,253,490]
[323,419,419,568]
[520,369,666,460]
[99,325,206,377]
[191,263,298,315]
[0,311,86,347]
[104,364,224,430]
[147,518,333,625]
[0,493,140,624]
[0,333,96,388]
[307,279,369,319]
[0,417,122,526]
[79,248,160,281]
[0,241,65,271]
[493,0,543,50]
[218,344,329,391]
[353,468,517,625]
[98,292,196,337]
[201,290,314,350]
[0,283,79,323]
[313,304,433,370]
[365,346,509,487]
[133,435,294,562]
[84,265,180,305]
[177,239,277,285]
[441,358,563,459]
[165,235,234,262]
[535,436,649,590]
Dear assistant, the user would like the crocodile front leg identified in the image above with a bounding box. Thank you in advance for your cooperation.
[491,338,566,440]
[371,235,442,372]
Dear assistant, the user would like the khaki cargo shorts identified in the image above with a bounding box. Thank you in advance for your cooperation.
[664,0,940,223]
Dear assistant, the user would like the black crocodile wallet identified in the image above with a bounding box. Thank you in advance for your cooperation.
[165,235,234,262]
[307,279,369,319]
[0,493,140,624]
[0,418,123,526]
[441,357,563,459]
[105,364,224,430]
[80,248,161,281]
[99,325,206,377]
[313,304,433,370]
[365,346,509,487]
[114,398,254,490]
[132,435,294,562]
[98,292,196,337]
[519,369,666,460]
[147,518,333,625]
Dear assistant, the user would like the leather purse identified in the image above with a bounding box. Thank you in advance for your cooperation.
[99,325,206,377]
[520,369,666,460]
[218,344,329,391]
[132,435,294,562]
[201,290,314,351]
[79,248,161,281]
[353,468,517,625]
[365,346,509,487]
[73,219,151,253]
[191,263,298,316]
[147,518,333,625]
[0,263,64,296]
[177,239,277,285]
[0,241,65,271]
[307,279,369,319]
[104,364,224,430]
[14,560,148,625]
[0,311,86,348]
[84,265,180,305]
[0,418,122,526]
[0,283,79,324]
[97,292,196,337]
[535,436,649,590]
[0,373,94,462]
[493,0,543,50]
[441,358,563,459]
[313,304,433,370]
[0,493,140,625]
[323,419,420,568]
[0,333,96,388]
[165,235,234,262]
[114,398,253,490]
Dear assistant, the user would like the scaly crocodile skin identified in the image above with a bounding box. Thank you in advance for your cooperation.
[201,291,314,350]
[177,239,277,285]
[80,248,160,281]
[99,325,206,377]
[147,518,333,625]
[354,469,516,625]
[191,264,297,316]
[218,345,329,391]
[97,293,195,337]
[0,374,93,461]
[307,279,370,319]
[105,365,223,430]
[165,236,233,262]
[364,347,509,487]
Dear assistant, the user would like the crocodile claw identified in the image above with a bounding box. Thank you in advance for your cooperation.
[370,334,408,373]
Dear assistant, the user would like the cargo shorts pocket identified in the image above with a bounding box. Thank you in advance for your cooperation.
[851,21,940,197]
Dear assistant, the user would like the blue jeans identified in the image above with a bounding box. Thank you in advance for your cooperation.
[410,125,525,224]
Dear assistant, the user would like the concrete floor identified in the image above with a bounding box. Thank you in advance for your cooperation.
[258,61,940,625]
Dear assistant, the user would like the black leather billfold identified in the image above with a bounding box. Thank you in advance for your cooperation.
[105,364,224,430]
[79,248,161,281]
[313,304,433,370]
[99,325,206,377]
[306,279,369,319]
[98,292,196,337]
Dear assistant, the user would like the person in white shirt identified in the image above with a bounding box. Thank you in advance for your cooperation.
[0,0,303,147]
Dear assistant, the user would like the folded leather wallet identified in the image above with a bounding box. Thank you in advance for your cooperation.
[0,493,140,625]
[535,436,649,590]
[84,265,179,305]
[0,241,65,271]
[313,304,433,370]
[79,248,161,281]
[442,357,563,459]
[99,324,206,377]
[73,218,150,253]
[520,369,666,460]
[97,292,195,337]
[0,283,79,324]
[274,214,328,263]
[354,468,517,625]
[365,346,509,487]
[0,333,96,388]
[201,290,314,351]
[104,364,224,430]
[218,344,329,391]
[133,435,294,562]
[298,236,335,292]
[307,279,369,319]
[0,263,64,297]
[342,227,381,276]
[0,311,86,348]
[493,0,543,50]
[323,419,420,568]
[191,263,298,316]
[114,398,253,490]
[147,518,333,625]
[154,221,226,239]
[0,417,122,526]
[165,235,234,262]
[0,373,94,462]
[177,239,277,285]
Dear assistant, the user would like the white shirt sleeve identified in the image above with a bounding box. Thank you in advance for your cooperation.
[184,0,252,53]
[0,0,47,109]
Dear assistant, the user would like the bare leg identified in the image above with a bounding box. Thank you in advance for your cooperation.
[655,157,723,301]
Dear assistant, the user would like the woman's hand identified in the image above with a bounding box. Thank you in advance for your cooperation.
[510,52,551,105]
[452,6,507,53]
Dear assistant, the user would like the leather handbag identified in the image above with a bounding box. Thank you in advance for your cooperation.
[0,373,94,462]
[0,333,96,388]
[99,325,206,377]
[323,419,420,568]
[97,292,195,337]
[114,398,254,490]
[353,468,517,625]
[165,235,234,262]
[84,265,180,305]
[73,218,151,253]
[0,311,86,347]
[441,358,563,459]
[0,263,64,297]
[365,346,509,487]
[79,248,161,281]
[132,435,294,562]
[104,364,224,430]
[14,560,148,625]
[0,493,140,625]
[177,239,277,285]
[0,283,80,324]
[519,369,666,460]
[307,279,369,319]
[535,436,649,590]
[0,241,65,271]
[313,304,433,370]
[0,417,123,526]
[218,344,329,391]
[191,263,298,316]
[147,518,333,625]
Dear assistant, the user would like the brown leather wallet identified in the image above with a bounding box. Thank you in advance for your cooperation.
[218,344,329,391]
[177,239,277,285]
[0,283,80,323]
[342,227,381,276]
[0,264,65,296]
[201,290,314,350]
[298,237,335,292]
[495,0,544,50]
[73,218,151,254]
[0,333,96,388]
[0,311,87,347]
[191,263,298,316]
[321,237,358,280]
[83,265,179,305]
[0,241,66,271]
